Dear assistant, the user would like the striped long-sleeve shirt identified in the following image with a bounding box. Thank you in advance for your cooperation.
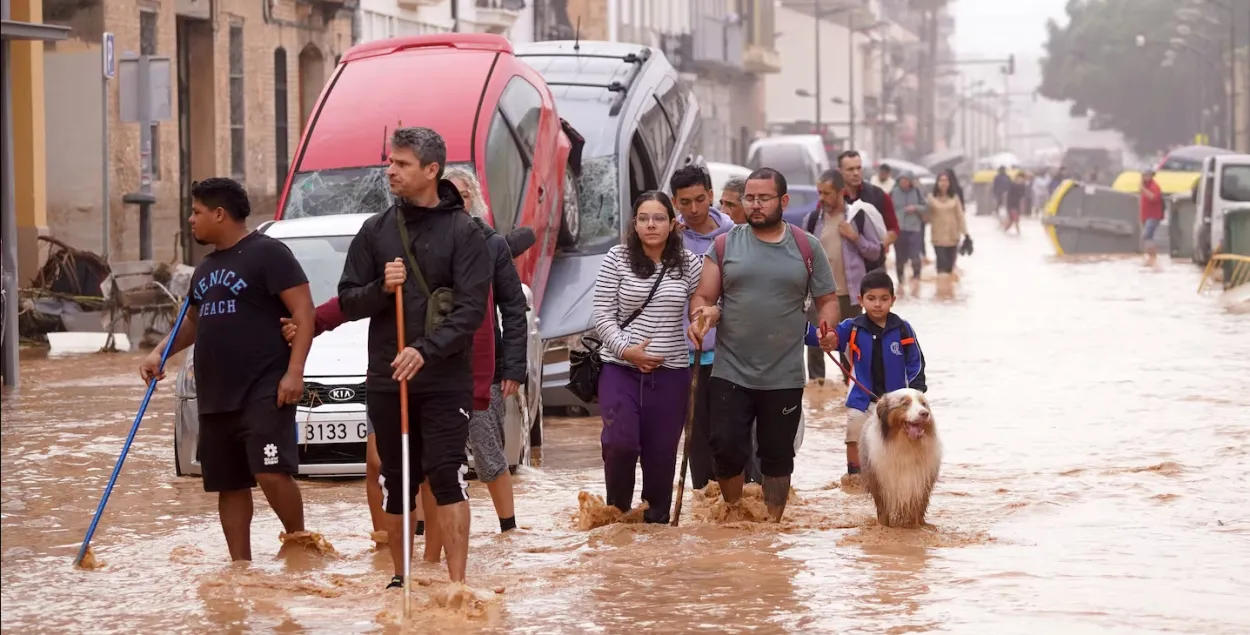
[592,244,702,370]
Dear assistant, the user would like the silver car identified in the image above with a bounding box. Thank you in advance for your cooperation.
[173,214,543,477]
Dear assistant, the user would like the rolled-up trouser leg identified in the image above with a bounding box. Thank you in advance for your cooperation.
[598,362,642,513]
[466,384,509,482]
[688,362,716,490]
[638,366,691,524]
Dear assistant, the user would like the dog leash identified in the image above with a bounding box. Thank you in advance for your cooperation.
[819,321,880,401]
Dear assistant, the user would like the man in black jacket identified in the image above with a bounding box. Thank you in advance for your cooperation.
[338,127,491,588]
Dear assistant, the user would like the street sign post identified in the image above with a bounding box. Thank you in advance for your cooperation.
[103,32,115,79]
[119,53,172,261]
[102,33,114,261]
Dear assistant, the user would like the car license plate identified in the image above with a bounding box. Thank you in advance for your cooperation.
[299,421,367,444]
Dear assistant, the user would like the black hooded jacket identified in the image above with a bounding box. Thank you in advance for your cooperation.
[338,180,491,394]
[471,216,528,385]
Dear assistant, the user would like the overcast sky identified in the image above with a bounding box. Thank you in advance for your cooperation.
[949,0,1131,158]
[952,0,1068,58]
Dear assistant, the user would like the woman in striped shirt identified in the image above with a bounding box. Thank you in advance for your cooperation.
[592,191,702,524]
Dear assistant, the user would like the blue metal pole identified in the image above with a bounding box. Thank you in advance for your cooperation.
[74,297,192,567]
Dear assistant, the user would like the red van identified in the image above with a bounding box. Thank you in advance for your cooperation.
[275,33,579,312]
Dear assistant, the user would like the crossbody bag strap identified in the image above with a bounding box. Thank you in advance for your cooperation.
[394,209,432,299]
[620,262,669,330]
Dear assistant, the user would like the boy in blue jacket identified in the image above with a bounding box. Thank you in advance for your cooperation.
[823,270,927,477]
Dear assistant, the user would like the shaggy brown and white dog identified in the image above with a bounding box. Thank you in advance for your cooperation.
[859,388,942,528]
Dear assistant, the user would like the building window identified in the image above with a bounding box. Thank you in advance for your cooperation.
[483,108,528,233]
[140,10,160,180]
[274,48,289,188]
[229,25,245,181]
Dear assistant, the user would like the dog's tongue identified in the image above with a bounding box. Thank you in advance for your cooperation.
[906,423,924,440]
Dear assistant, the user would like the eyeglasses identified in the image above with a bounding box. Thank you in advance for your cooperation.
[742,194,779,205]
[635,214,670,226]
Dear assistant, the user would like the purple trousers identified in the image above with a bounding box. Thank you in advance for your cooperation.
[598,362,691,524]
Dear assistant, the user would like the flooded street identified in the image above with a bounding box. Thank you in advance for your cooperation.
[3,215,1249,634]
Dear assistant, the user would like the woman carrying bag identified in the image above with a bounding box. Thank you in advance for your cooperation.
[590,191,702,524]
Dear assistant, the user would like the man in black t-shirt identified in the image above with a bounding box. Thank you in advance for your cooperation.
[139,178,315,562]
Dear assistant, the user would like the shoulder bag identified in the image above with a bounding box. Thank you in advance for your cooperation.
[395,210,455,336]
[566,262,669,404]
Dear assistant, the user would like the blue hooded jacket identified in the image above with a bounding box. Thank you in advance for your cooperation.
[679,207,735,363]
[833,312,927,412]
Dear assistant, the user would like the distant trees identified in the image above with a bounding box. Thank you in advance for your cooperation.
[1038,0,1210,153]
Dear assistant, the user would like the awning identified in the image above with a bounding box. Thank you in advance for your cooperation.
[1,19,69,41]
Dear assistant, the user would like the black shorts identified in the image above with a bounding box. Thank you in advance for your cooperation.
[198,399,298,492]
[366,389,472,512]
[707,377,803,479]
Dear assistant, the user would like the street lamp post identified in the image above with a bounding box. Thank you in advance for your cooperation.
[814,0,822,134]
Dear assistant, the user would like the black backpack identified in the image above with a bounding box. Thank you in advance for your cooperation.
[805,208,888,272]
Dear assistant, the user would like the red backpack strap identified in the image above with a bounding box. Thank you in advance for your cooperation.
[789,223,814,290]
[714,233,729,287]
[848,324,862,364]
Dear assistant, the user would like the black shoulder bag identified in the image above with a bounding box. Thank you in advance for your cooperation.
[566,262,669,404]
[395,210,455,336]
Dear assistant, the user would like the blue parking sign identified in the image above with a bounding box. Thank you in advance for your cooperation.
[103,32,115,79]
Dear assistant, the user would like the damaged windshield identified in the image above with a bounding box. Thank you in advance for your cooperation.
[572,155,621,253]
[282,163,473,219]
[550,96,623,254]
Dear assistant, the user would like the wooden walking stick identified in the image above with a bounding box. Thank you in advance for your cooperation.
[671,316,707,527]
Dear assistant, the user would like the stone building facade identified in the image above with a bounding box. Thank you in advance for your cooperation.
[41,0,352,265]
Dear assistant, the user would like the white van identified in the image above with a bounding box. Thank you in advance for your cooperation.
[1191,154,1250,265]
[746,135,832,187]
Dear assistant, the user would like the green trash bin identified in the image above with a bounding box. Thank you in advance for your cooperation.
[1222,207,1250,285]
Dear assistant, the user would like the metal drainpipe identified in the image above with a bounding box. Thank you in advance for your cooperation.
[451,0,459,33]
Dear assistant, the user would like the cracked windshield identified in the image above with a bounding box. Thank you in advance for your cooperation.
[4,0,1249,634]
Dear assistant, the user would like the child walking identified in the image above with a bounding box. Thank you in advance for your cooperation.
[822,270,927,478]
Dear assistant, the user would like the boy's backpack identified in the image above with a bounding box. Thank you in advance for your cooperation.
[846,319,927,397]
[804,206,887,272]
[713,224,814,304]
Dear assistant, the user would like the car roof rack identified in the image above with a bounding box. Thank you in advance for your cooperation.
[518,47,650,117]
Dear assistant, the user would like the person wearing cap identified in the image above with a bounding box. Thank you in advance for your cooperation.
[1139,169,1164,266]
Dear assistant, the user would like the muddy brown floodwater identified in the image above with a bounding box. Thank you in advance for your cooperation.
[3,216,1250,634]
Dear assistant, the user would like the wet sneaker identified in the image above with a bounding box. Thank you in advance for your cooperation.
[386,575,404,590]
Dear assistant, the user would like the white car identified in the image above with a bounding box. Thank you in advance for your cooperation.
[1191,153,1250,265]
[173,214,543,477]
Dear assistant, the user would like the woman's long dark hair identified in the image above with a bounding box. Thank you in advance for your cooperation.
[940,167,965,205]
[626,191,687,280]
